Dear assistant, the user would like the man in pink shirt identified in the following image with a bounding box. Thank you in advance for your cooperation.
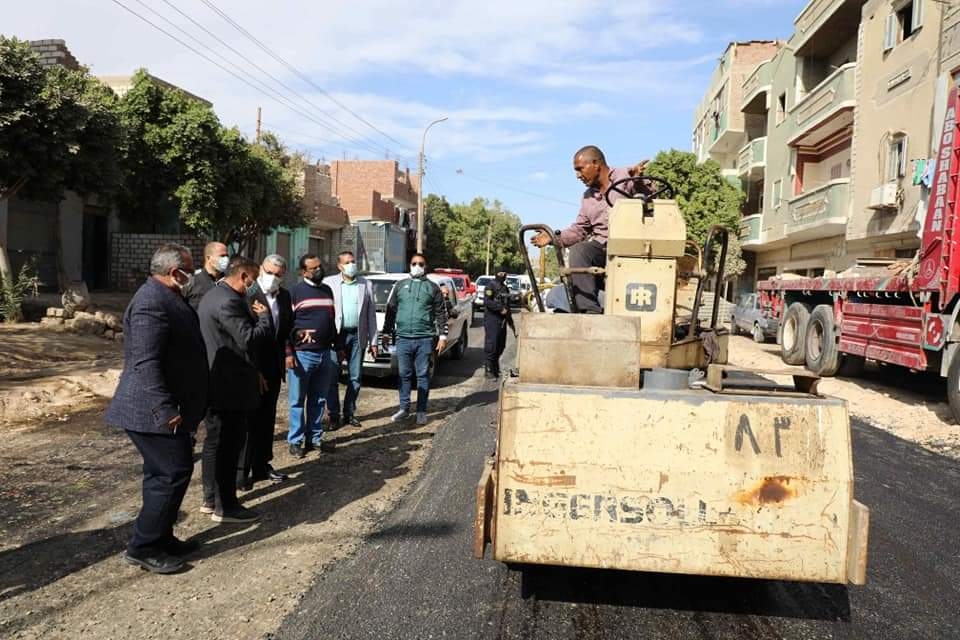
[532,145,649,313]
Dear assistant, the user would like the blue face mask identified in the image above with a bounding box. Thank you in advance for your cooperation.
[244,276,259,299]
[216,255,230,273]
[343,263,358,278]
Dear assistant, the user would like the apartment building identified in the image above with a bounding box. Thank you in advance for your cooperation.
[721,0,943,290]
[329,159,418,225]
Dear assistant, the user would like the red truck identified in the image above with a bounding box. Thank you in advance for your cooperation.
[759,86,960,421]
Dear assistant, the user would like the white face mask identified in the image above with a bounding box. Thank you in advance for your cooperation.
[258,273,280,294]
[215,255,230,273]
[173,269,193,293]
[410,265,425,278]
[342,262,358,278]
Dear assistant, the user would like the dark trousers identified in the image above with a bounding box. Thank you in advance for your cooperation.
[239,381,281,482]
[327,329,363,420]
[484,316,507,374]
[201,409,247,512]
[126,429,194,552]
[568,239,606,313]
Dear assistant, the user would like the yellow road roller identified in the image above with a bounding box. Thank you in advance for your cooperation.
[474,176,869,586]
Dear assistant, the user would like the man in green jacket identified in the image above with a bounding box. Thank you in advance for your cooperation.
[381,253,449,425]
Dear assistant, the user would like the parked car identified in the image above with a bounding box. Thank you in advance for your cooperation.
[504,275,523,307]
[473,275,494,317]
[434,268,476,302]
[363,273,472,378]
[731,293,778,343]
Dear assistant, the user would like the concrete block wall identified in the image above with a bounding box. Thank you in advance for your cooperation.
[110,233,205,291]
[28,39,80,70]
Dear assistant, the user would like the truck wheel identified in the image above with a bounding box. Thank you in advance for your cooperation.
[780,303,811,365]
[451,325,468,360]
[805,304,841,376]
[947,352,960,424]
[752,322,765,343]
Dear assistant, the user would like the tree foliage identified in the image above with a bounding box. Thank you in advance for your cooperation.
[424,195,526,276]
[645,149,746,279]
[114,71,304,247]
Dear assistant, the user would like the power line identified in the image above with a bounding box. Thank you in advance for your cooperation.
[156,0,408,162]
[197,0,413,156]
[447,167,579,207]
[109,0,390,158]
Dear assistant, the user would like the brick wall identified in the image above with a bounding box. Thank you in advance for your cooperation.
[110,233,205,291]
[28,39,80,70]
[329,160,419,223]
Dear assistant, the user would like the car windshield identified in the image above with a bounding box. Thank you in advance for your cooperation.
[451,276,466,289]
[475,276,493,288]
[505,277,520,291]
[370,280,397,310]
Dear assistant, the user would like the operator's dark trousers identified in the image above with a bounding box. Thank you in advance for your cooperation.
[126,429,194,552]
[201,409,247,513]
[238,380,280,483]
[484,315,507,375]
[568,239,606,313]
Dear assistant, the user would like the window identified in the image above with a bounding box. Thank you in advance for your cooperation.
[772,179,783,208]
[776,92,787,125]
[885,1,923,51]
[308,237,324,261]
[887,135,908,181]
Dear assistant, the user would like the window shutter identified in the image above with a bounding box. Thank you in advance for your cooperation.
[899,137,909,178]
[912,0,924,31]
[883,13,897,51]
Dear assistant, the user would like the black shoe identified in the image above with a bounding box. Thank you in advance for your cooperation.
[304,441,315,453]
[289,443,306,459]
[161,537,200,556]
[266,465,288,482]
[318,440,336,453]
[212,506,260,524]
[342,416,362,428]
[123,549,185,574]
[326,414,342,432]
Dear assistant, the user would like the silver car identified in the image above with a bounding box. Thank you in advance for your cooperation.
[731,293,778,343]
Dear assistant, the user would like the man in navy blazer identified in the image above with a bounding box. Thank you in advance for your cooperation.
[105,243,208,574]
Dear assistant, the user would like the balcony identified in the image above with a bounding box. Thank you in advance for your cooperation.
[785,179,850,241]
[793,0,865,57]
[737,137,767,180]
[739,214,763,248]
[789,63,856,149]
[742,62,773,114]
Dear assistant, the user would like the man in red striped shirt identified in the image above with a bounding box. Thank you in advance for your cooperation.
[286,254,342,458]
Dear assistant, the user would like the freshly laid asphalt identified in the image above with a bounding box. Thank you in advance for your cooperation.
[276,323,960,640]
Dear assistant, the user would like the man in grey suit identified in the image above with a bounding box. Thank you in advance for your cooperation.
[106,243,208,574]
[198,256,272,524]
[323,251,378,428]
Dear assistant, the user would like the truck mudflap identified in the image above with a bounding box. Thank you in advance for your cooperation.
[477,376,869,585]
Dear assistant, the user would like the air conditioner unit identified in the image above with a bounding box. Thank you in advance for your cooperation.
[868,182,899,209]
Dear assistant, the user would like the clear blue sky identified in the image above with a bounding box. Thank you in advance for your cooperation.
[8,0,802,233]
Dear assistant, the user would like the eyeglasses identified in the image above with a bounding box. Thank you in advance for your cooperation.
[410,262,426,267]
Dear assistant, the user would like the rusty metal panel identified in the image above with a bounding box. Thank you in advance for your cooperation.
[517,314,642,388]
[492,381,861,584]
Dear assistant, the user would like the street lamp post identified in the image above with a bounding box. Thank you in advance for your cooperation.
[417,117,448,254]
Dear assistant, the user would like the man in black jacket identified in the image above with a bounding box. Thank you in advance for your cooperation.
[183,241,228,310]
[198,256,272,524]
[106,243,208,574]
[483,267,515,379]
[238,254,293,490]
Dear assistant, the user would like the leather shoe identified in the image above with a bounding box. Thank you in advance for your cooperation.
[123,549,185,574]
[342,416,362,428]
[326,414,342,432]
[238,476,253,491]
[161,537,200,556]
[289,443,305,459]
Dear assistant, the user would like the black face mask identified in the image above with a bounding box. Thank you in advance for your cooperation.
[307,269,324,284]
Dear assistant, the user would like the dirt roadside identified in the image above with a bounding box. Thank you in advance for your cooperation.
[727,335,960,459]
[0,322,490,640]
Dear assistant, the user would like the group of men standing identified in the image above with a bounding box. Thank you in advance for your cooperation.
[105,243,379,573]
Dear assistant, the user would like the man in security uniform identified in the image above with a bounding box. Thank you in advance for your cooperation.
[483,267,516,379]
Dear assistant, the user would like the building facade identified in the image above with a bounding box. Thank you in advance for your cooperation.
[697,0,946,293]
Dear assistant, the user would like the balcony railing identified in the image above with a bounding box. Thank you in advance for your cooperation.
[742,61,773,107]
[737,137,767,177]
[786,179,849,233]
[739,214,762,246]
[793,63,856,131]
[794,0,844,51]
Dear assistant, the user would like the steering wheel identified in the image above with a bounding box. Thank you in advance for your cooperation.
[605,175,675,207]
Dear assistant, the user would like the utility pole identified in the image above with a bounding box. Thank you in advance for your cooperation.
[416,116,448,254]
[255,106,261,144]
[485,217,493,275]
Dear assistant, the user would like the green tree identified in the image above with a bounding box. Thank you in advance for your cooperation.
[0,36,122,284]
[646,149,745,279]
[423,195,525,276]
